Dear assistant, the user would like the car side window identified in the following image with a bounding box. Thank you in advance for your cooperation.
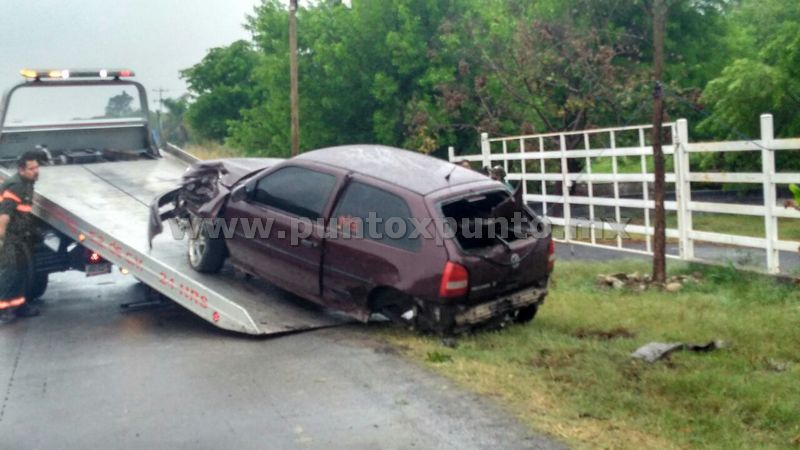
[333,182,420,252]
[253,166,337,220]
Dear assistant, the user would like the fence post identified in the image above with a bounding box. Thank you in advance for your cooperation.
[761,114,780,273]
[447,146,455,163]
[674,119,694,261]
[480,132,491,170]
[559,134,572,241]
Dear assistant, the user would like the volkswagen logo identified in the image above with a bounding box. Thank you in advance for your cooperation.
[510,253,521,269]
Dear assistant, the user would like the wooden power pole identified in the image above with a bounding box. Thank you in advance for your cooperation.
[289,0,300,156]
[651,0,667,283]
[152,87,169,146]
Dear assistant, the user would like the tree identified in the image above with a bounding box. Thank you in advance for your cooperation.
[179,0,735,159]
[182,40,262,141]
[161,95,192,145]
[105,91,135,118]
[697,0,800,171]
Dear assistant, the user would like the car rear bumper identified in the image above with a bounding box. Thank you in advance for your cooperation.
[454,285,547,327]
[417,284,548,333]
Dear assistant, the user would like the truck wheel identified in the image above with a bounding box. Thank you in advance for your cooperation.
[187,221,226,273]
[26,272,49,300]
[21,246,49,300]
[514,303,539,324]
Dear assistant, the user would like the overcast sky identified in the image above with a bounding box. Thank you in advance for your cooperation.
[0,0,259,108]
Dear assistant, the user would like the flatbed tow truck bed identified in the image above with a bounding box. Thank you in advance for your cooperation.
[30,152,350,335]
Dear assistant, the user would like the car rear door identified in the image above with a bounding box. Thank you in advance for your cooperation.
[321,177,430,316]
[224,164,339,300]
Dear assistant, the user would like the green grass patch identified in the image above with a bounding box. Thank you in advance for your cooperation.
[384,260,800,449]
[184,142,242,160]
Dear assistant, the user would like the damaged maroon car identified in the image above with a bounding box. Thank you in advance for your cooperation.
[149,145,554,334]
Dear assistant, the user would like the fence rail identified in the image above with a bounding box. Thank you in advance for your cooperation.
[449,114,800,274]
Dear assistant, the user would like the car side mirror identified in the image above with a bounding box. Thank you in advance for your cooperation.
[230,184,249,203]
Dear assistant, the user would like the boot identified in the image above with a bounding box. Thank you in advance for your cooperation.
[0,310,15,324]
[15,303,40,318]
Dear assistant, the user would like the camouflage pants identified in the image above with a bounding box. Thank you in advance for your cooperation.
[0,243,27,312]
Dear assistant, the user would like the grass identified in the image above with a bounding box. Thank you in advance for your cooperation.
[383,260,800,449]
[182,142,242,160]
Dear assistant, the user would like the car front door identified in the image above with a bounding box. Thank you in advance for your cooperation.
[225,164,338,300]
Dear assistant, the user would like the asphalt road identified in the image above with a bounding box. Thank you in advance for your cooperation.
[556,240,800,273]
[0,271,565,450]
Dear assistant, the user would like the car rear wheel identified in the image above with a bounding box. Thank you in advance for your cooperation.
[371,289,416,327]
[187,220,227,273]
[514,303,539,324]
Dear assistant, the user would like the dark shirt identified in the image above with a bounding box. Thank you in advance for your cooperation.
[0,173,35,244]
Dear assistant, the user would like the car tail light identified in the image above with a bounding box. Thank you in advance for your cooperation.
[547,239,555,272]
[439,261,469,298]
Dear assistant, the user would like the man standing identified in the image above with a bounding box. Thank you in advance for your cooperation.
[0,151,42,323]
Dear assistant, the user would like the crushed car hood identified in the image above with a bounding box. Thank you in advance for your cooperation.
[197,158,284,187]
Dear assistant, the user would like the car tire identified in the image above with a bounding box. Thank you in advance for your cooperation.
[371,289,416,326]
[187,220,227,273]
[514,303,539,324]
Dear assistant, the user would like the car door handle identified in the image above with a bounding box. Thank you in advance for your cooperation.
[300,238,318,248]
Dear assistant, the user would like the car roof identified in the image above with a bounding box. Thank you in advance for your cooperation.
[294,145,489,195]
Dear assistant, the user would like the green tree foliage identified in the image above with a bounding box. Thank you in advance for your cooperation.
[696,0,800,171]
[182,40,262,141]
[701,0,800,137]
[178,0,775,165]
[105,91,136,118]
[161,95,192,146]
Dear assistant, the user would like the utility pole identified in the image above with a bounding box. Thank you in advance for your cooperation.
[152,87,169,146]
[651,0,667,283]
[289,0,300,156]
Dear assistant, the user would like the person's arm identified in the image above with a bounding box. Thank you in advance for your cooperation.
[0,214,8,249]
[0,192,16,249]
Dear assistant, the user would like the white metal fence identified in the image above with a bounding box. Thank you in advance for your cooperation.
[449,114,800,274]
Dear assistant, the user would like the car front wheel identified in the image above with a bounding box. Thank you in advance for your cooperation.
[187,220,227,273]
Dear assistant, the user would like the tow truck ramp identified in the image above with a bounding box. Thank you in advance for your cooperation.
[33,152,351,335]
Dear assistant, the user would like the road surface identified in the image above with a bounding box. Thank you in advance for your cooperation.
[0,270,565,450]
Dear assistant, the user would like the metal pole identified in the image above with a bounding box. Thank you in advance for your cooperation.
[152,88,168,146]
[289,0,300,156]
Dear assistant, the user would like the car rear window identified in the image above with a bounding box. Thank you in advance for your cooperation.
[333,182,420,252]
[440,189,539,250]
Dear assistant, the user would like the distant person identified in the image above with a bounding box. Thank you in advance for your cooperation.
[490,165,514,190]
[0,150,43,323]
[458,160,472,170]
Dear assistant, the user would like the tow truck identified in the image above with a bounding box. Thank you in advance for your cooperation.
[0,68,348,334]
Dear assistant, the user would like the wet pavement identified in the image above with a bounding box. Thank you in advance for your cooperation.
[556,240,800,274]
[0,271,565,450]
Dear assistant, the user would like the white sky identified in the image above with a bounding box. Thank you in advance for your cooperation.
[0,0,259,109]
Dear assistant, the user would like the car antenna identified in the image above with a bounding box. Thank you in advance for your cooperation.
[444,164,457,182]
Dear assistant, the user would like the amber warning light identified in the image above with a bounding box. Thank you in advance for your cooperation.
[20,68,135,80]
